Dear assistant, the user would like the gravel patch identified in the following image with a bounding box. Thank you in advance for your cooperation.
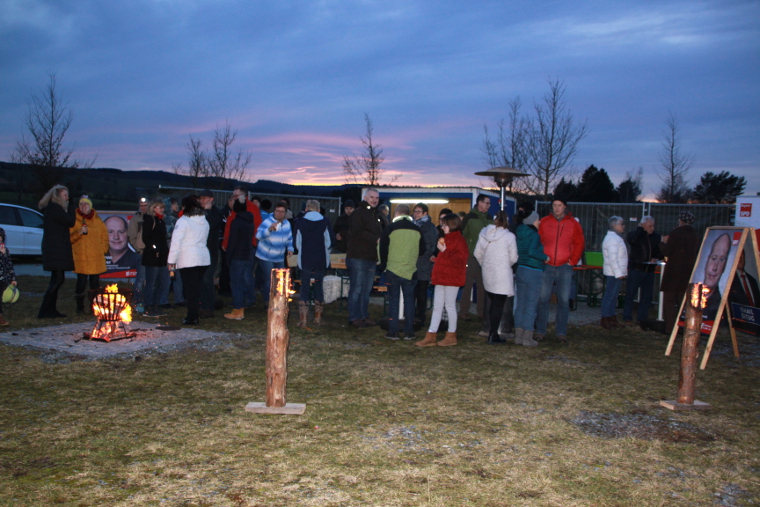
[569,410,715,442]
[0,321,260,362]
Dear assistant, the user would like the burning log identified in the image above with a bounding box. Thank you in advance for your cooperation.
[87,284,136,342]
[246,268,305,415]
[661,284,712,411]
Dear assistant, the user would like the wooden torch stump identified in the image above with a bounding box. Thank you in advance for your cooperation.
[246,268,305,415]
[662,284,712,412]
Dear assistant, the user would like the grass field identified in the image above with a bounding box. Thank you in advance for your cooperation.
[0,275,758,506]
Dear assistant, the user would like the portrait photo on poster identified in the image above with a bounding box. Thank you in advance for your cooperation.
[101,212,141,276]
[689,228,742,322]
[728,234,760,333]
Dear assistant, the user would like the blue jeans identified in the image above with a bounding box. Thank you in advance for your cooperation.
[536,264,574,336]
[386,270,416,335]
[230,256,255,309]
[601,276,622,318]
[346,258,376,322]
[160,268,184,305]
[257,258,285,303]
[515,266,543,331]
[300,268,326,303]
[623,269,655,322]
[144,265,169,308]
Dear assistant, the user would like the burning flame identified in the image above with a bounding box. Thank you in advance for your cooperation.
[90,284,133,341]
[275,269,295,301]
[690,283,710,310]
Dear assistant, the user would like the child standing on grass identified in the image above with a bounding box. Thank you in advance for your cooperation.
[415,214,469,347]
[0,228,18,326]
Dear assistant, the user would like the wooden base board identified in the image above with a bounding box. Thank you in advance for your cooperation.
[245,402,306,415]
[659,399,712,411]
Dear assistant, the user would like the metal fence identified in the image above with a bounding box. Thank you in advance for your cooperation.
[536,202,735,252]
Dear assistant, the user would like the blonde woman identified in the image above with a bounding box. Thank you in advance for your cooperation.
[38,185,76,319]
[141,199,170,317]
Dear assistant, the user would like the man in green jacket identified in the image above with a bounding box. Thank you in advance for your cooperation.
[459,194,493,321]
[379,204,425,340]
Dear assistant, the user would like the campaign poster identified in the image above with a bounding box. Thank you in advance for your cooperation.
[728,235,760,334]
[688,228,742,334]
[100,212,140,279]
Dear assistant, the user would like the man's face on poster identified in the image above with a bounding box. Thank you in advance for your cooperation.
[105,216,128,257]
[704,234,731,289]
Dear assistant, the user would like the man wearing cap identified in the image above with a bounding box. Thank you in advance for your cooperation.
[623,216,664,326]
[332,199,355,253]
[536,197,585,343]
[659,211,699,333]
[199,190,224,317]
[459,194,493,321]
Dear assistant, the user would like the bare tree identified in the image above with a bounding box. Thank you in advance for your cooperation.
[343,113,396,186]
[524,79,588,197]
[481,97,531,192]
[655,112,693,203]
[10,72,94,193]
[207,120,251,187]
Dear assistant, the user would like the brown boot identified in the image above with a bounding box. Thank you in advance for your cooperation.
[313,302,324,326]
[297,301,309,327]
[437,331,457,347]
[224,308,244,320]
[415,331,438,347]
[600,317,612,330]
[0,315,8,326]
[611,316,623,328]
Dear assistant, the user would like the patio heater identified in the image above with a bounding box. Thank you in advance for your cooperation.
[474,166,528,211]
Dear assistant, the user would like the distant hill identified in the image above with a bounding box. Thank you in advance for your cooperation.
[0,162,360,210]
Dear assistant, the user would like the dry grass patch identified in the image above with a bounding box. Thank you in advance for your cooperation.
[0,275,758,505]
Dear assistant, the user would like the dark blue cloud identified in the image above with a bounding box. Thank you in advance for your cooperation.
[1,0,758,194]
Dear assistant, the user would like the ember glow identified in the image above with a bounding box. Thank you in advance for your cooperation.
[690,283,710,310]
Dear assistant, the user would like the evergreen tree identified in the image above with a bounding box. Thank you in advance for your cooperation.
[691,171,747,204]
[575,164,618,202]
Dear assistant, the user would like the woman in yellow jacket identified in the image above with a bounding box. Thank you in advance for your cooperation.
[70,196,109,314]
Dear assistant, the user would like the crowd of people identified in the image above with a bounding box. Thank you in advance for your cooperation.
[24,184,747,341]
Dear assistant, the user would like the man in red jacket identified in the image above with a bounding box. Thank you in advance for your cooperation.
[535,197,585,343]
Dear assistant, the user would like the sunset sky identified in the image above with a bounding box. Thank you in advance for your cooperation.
[1,0,758,197]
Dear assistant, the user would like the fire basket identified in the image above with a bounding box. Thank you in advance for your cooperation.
[86,284,136,342]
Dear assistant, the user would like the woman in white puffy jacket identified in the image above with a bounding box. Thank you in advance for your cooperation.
[474,210,519,344]
[168,196,210,325]
[601,216,627,329]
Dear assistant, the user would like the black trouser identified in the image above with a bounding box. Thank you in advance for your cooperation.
[487,292,508,335]
[180,266,206,322]
[414,280,430,323]
[200,251,218,310]
[75,274,100,294]
[39,270,66,318]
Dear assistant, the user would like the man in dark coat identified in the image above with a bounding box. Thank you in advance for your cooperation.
[659,211,699,333]
[623,215,663,326]
[332,199,355,253]
[346,189,382,327]
[199,190,225,317]
[412,202,439,326]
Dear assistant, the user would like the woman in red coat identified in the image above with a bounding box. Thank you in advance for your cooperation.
[416,213,469,347]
